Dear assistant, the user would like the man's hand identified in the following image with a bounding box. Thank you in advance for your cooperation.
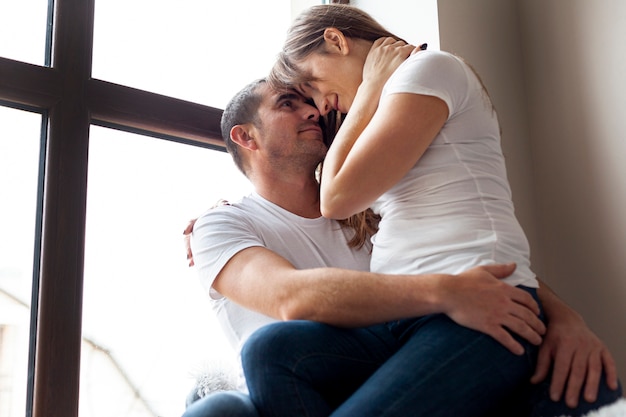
[440,263,546,355]
[530,297,619,408]
[183,218,197,267]
[184,200,230,267]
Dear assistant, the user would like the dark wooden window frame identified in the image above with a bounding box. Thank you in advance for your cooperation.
[0,1,355,415]
[0,0,224,415]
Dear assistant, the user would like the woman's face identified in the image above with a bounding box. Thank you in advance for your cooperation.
[295,48,364,115]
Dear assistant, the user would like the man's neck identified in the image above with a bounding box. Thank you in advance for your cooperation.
[253,175,322,219]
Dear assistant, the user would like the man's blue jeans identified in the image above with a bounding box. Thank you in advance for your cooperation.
[182,391,259,417]
[240,287,621,417]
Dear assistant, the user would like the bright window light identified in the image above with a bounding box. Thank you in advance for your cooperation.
[0,106,42,417]
[82,126,252,416]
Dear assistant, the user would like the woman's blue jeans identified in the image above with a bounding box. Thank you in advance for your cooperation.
[242,314,539,417]
[240,287,621,417]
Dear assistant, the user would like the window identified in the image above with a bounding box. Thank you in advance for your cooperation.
[0,1,439,415]
[80,127,251,416]
[0,0,315,415]
[0,1,49,66]
[92,0,295,108]
[0,106,43,417]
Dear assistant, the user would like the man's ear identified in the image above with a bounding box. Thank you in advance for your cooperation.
[230,125,258,150]
[323,28,349,55]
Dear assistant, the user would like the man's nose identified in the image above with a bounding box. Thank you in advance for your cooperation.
[305,104,320,121]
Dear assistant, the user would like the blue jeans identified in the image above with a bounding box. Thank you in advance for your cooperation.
[194,291,621,416]
[240,287,621,417]
[181,382,622,417]
[182,391,259,417]
[242,315,540,417]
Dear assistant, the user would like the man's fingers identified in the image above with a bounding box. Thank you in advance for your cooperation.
[183,218,197,267]
[550,348,574,402]
[582,352,602,403]
[530,344,553,384]
[508,285,542,317]
[564,351,587,407]
[490,327,524,356]
[512,300,546,336]
[602,351,620,390]
[504,315,543,347]
[503,293,545,345]
[480,262,517,280]
[484,308,542,355]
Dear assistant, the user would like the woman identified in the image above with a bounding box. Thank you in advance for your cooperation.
[241,4,602,417]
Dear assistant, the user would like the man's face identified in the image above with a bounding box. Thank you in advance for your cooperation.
[251,84,327,170]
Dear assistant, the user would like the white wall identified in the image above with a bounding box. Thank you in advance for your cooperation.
[351,0,440,51]
[519,0,626,382]
[438,0,626,382]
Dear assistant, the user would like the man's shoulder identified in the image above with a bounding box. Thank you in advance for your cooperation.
[195,193,280,230]
[199,194,257,214]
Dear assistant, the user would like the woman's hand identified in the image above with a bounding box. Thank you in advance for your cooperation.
[360,37,418,93]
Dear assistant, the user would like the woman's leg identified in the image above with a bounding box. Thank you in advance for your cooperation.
[331,313,540,417]
[181,391,259,417]
[241,321,398,417]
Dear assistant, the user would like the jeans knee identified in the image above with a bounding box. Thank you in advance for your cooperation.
[242,323,289,367]
[242,321,331,382]
[182,391,258,417]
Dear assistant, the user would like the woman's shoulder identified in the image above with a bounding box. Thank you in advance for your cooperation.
[391,49,468,88]
[406,49,465,70]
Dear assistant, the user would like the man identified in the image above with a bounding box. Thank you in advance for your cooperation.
[183,79,621,417]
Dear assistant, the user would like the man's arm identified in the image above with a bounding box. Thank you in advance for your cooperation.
[213,246,545,355]
[534,278,620,407]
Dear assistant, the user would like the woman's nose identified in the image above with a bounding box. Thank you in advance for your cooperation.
[316,97,332,116]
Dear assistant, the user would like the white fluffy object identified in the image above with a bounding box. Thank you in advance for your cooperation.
[561,398,626,417]
[191,359,239,398]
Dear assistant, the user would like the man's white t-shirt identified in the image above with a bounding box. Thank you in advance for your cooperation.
[191,192,371,353]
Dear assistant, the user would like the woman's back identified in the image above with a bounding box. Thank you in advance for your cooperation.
[370,51,536,289]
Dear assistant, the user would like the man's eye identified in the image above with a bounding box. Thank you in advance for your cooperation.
[281,100,293,108]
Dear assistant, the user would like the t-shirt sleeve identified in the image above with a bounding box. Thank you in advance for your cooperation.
[190,206,263,299]
[383,50,470,117]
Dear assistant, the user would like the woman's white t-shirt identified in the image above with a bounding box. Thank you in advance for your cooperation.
[371,50,537,289]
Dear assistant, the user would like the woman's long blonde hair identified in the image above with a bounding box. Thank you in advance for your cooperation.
[268,4,404,92]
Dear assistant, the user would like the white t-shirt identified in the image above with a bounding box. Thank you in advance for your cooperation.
[191,192,371,353]
[371,50,537,289]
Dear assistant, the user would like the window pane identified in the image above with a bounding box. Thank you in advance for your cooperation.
[0,1,49,66]
[81,126,252,417]
[352,0,440,50]
[92,0,318,108]
[0,106,42,417]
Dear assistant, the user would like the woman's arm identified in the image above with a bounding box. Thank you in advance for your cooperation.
[320,48,448,219]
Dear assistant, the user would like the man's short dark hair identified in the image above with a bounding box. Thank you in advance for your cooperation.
[220,79,266,176]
